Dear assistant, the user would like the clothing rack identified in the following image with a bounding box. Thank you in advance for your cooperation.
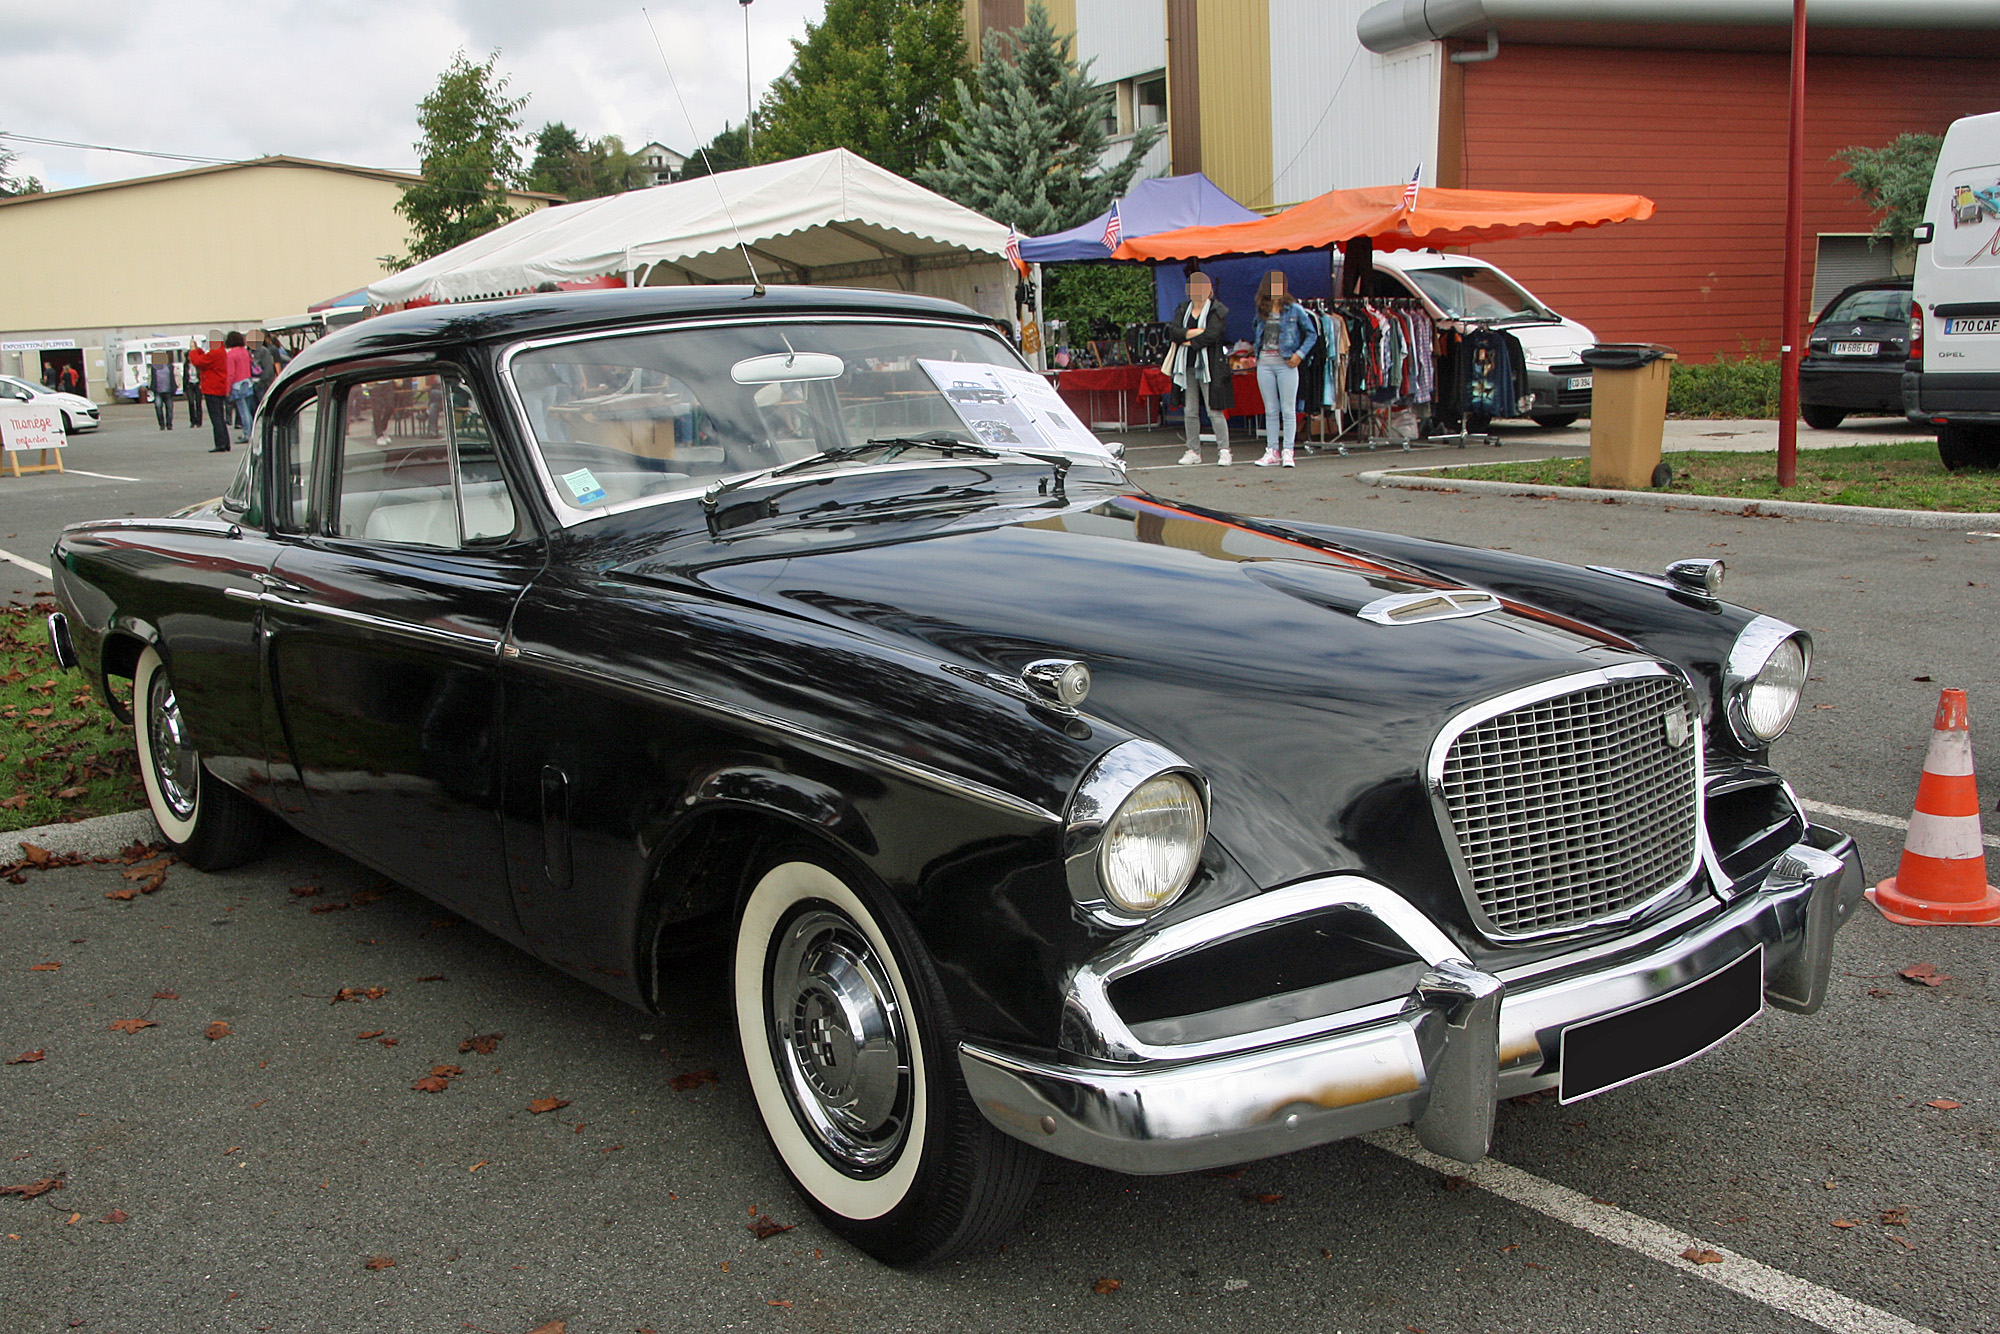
[1299,296,1434,456]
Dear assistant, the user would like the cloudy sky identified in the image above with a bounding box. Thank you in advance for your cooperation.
[0,0,827,191]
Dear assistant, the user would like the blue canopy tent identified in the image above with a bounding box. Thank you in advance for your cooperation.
[1019,173,1333,346]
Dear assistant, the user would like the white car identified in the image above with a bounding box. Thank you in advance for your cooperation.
[0,374,101,433]
[1367,251,1599,429]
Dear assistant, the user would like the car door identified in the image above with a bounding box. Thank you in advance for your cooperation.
[261,367,542,928]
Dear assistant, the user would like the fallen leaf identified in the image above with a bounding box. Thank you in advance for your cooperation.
[1899,963,1950,987]
[330,987,387,1003]
[527,1097,571,1115]
[64,1211,80,1225]
[107,1018,155,1034]
[205,1021,232,1041]
[104,888,138,901]
[1925,1099,1962,1110]
[468,1160,487,1173]
[6,1051,43,1065]
[377,1037,398,1047]
[1253,1192,1283,1205]
[28,962,60,972]
[1499,1243,1519,1253]
[355,1030,384,1041]
[1681,1248,1724,1265]
[288,885,322,897]
[748,1216,796,1240]
[430,1064,464,1079]
[1440,1175,1469,1191]
[1868,988,1892,998]
[20,843,51,867]
[411,1076,451,1093]
[1092,1278,1122,1295]
[1831,1218,1859,1228]
[55,787,85,800]
[1881,1207,1910,1226]
[1890,1234,1915,1251]
[767,1300,792,1308]
[458,1033,502,1055]
[308,902,350,915]
[0,1176,63,1198]
[152,991,178,1000]
[98,1208,128,1224]
[524,1323,566,1334]
[362,1255,395,1270]
[1523,1260,1549,1270]
[668,1070,718,1092]
[415,974,445,983]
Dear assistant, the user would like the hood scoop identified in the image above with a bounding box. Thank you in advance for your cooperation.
[1357,589,1502,626]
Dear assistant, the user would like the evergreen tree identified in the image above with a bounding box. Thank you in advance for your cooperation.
[0,132,42,196]
[524,123,651,201]
[679,121,751,179]
[524,121,587,197]
[754,0,966,178]
[919,3,1162,234]
[1835,133,1945,248]
[395,50,528,265]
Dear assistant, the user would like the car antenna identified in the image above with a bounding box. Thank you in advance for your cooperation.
[642,6,765,297]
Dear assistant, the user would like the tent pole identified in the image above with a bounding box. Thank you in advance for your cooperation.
[1031,263,1046,373]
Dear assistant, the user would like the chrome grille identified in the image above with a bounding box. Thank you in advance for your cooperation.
[1437,672,1699,938]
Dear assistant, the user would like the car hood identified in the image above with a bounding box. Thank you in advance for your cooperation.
[633,491,1651,919]
[1507,317,1595,363]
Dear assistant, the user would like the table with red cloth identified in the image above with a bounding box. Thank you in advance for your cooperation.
[1051,365,1172,429]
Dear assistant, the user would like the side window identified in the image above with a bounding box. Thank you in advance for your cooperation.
[272,394,321,533]
[334,374,518,548]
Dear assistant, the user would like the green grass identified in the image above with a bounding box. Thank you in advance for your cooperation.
[0,602,143,834]
[1420,441,2000,512]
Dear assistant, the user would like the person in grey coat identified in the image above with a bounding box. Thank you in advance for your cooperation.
[150,360,177,430]
[1165,271,1235,465]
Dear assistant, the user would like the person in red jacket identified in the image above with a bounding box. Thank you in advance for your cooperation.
[186,330,232,453]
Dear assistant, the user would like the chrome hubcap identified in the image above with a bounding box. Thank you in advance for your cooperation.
[146,672,199,821]
[769,907,910,1174]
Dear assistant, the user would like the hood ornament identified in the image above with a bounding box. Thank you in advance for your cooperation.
[1021,659,1091,711]
[1357,589,1502,626]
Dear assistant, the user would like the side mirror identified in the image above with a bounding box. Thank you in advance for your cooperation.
[1913,222,1935,245]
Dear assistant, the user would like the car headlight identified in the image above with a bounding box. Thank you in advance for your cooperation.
[1066,740,1208,926]
[1724,617,1812,747]
[1100,774,1206,915]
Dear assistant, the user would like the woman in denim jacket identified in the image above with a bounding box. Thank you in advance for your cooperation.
[1250,271,1318,467]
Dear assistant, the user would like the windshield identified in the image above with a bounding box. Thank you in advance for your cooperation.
[1820,288,1907,324]
[1402,266,1552,321]
[509,319,1109,517]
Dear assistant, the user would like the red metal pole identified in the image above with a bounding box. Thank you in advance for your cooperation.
[1777,0,1806,489]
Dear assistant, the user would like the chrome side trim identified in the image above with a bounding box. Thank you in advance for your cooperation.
[259,595,500,653]
[511,649,1060,826]
[1058,874,1466,1064]
[222,586,262,605]
[1063,739,1207,930]
[1425,662,1707,945]
[1356,588,1501,625]
[1723,616,1812,749]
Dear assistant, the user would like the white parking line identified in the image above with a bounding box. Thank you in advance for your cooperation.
[1366,1127,1937,1334]
[62,469,142,482]
[1801,797,2000,850]
[0,546,51,580]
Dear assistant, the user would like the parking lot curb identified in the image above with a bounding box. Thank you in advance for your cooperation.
[8,808,159,860]
[1359,462,2000,530]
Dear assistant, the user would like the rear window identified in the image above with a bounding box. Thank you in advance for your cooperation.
[1820,288,1908,324]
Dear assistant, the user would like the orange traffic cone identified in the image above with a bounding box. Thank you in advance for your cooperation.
[1867,688,2000,925]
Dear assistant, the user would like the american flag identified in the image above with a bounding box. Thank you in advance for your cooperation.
[1101,201,1123,251]
[1403,164,1422,210]
[1004,223,1026,274]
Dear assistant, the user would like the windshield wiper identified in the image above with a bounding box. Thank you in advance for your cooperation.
[701,436,999,515]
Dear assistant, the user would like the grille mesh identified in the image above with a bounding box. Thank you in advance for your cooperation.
[1439,675,1699,937]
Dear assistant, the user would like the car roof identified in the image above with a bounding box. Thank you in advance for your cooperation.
[283,285,1005,383]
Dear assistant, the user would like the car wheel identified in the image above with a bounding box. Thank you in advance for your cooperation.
[1529,413,1580,429]
[1800,404,1846,430]
[734,848,1041,1265]
[1937,422,2000,471]
[60,411,73,434]
[131,646,269,871]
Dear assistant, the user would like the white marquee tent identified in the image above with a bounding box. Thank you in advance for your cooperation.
[367,149,1020,324]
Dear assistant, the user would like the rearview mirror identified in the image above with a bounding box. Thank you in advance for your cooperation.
[731,352,845,384]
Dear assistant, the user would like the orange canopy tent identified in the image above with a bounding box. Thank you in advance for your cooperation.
[1110,184,1654,261]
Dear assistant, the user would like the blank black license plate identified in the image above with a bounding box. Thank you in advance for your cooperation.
[1558,946,1763,1104]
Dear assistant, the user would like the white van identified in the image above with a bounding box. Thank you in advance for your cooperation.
[1907,109,2000,469]
[1362,251,1598,429]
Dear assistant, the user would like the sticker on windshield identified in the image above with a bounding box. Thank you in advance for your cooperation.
[916,360,1108,457]
[561,468,607,505]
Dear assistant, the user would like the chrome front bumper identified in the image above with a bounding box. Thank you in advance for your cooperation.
[959,826,1862,1174]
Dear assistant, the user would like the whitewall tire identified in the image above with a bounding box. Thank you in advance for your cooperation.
[131,645,267,870]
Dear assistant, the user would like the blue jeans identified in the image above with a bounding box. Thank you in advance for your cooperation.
[1257,359,1299,451]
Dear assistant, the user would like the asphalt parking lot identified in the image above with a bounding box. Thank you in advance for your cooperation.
[1,405,1995,1334]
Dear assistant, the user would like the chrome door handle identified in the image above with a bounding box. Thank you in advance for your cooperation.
[253,572,310,595]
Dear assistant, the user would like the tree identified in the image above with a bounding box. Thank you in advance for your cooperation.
[1043,265,1157,341]
[395,50,528,266]
[0,133,42,197]
[678,121,751,179]
[1835,132,1944,248]
[524,121,586,197]
[524,122,651,201]
[920,3,1162,235]
[754,0,967,178]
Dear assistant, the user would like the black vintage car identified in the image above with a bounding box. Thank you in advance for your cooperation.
[47,287,1862,1266]
[1799,276,1912,429]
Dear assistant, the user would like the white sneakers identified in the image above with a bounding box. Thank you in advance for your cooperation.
[1178,448,1202,465]
[1282,450,1296,467]
[1216,448,1233,466]
[1255,449,1281,467]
